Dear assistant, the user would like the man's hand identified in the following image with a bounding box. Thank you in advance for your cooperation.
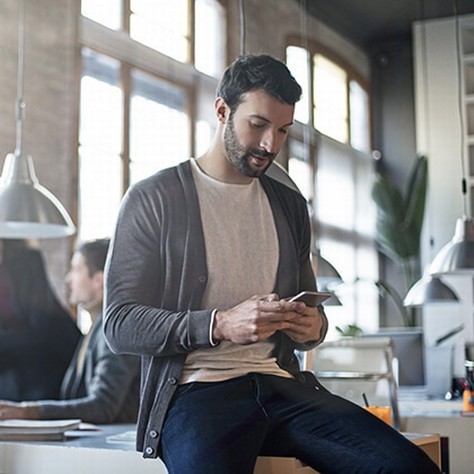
[280,304,325,343]
[0,401,40,420]
[212,293,324,345]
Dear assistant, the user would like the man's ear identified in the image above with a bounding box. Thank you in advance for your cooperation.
[93,271,104,292]
[215,97,229,124]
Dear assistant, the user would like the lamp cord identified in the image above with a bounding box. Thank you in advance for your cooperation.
[239,0,246,55]
[15,0,26,157]
[453,0,469,216]
[420,0,433,250]
[299,0,311,163]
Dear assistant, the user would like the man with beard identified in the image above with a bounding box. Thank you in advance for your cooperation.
[104,55,440,473]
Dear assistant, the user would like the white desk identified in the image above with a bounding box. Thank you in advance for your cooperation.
[0,423,442,474]
[400,398,472,474]
[0,424,165,474]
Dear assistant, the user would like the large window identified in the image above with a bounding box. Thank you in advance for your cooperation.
[81,0,225,77]
[129,70,189,185]
[287,45,370,153]
[78,1,226,243]
[79,48,190,242]
[286,44,378,336]
[79,50,123,242]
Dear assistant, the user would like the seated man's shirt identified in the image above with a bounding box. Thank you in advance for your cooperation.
[180,159,291,383]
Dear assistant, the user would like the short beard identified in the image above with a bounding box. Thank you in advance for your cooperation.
[223,114,274,178]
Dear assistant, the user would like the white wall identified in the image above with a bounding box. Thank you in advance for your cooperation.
[414,16,474,376]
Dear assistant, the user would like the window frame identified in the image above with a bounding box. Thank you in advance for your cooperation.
[285,37,378,336]
[76,13,221,242]
[287,34,371,149]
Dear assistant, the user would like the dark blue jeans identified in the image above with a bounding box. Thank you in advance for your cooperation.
[161,373,440,474]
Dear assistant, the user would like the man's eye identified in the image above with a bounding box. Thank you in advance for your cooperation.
[250,122,265,128]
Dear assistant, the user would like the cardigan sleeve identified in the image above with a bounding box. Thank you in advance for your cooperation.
[104,167,216,359]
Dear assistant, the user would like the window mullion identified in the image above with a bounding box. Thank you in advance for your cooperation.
[121,63,131,194]
[346,78,351,146]
[123,0,131,33]
[188,0,195,65]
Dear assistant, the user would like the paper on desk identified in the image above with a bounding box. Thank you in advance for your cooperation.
[65,422,102,437]
[0,419,81,441]
[106,429,137,445]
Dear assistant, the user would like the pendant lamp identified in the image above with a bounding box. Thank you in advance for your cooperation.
[404,274,459,307]
[427,3,474,275]
[429,215,474,275]
[0,0,75,239]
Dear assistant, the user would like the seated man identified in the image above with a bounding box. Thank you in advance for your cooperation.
[0,238,140,424]
[103,54,440,473]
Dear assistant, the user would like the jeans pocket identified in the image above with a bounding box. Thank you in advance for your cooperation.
[174,381,199,398]
[296,370,330,393]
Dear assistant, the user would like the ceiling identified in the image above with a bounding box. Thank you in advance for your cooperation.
[304,0,474,51]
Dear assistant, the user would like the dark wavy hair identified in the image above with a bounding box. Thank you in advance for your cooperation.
[216,54,302,112]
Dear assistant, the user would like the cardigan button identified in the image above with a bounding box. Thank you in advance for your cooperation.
[145,446,154,455]
[168,377,177,385]
[149,430,158,438]
[198,275,206,283]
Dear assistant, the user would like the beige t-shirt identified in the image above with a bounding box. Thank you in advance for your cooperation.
[179,159,292,383]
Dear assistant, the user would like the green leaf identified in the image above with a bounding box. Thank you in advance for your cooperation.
[371,156,428,264]
[404,155,428,255]
[372,177,415,261]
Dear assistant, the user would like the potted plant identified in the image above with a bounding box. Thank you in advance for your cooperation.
[371,155,428,327]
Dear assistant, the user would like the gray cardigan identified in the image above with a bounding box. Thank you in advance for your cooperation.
[104,160,328,458]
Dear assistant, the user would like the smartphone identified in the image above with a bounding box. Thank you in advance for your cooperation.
[287,291,332,307]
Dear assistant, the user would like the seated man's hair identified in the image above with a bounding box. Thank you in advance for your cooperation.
[77,238,110,276]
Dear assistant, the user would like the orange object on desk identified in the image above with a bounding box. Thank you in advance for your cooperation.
[364,406,392,425]
[462,389,474,412]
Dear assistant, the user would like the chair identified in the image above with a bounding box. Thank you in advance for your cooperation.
[309,337,400,430]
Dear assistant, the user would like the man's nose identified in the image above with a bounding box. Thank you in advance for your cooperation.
[259,129,280,154]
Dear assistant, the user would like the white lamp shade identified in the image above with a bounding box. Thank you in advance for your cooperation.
[429,216,474,275]
[403,275,459,307]
[0,153,75,238]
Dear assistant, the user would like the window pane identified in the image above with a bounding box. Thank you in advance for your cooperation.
[79,50,123,241]
[78,147,123,242]
[130,0,189,62]
[350,80,370,153]
[196,119,213,157]
[313,54,348,143]
[81,0,121,30]
[317,166,354,228]
[286,46,310,124]
[130,70,190,183]
[288,139,311,200]
[195,0,226,77]
[316,136,378,333]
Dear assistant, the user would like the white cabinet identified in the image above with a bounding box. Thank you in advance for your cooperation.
[462,21,474,207]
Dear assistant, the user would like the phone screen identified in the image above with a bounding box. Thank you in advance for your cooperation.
[288,291,332,307]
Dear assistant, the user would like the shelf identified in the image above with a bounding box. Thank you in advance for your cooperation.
[465,64,474,95]
[462,21,474,54]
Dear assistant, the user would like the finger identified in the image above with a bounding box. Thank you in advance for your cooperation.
[257,293,279,303]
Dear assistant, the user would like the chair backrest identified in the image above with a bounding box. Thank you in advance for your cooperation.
[309,337,400,429]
